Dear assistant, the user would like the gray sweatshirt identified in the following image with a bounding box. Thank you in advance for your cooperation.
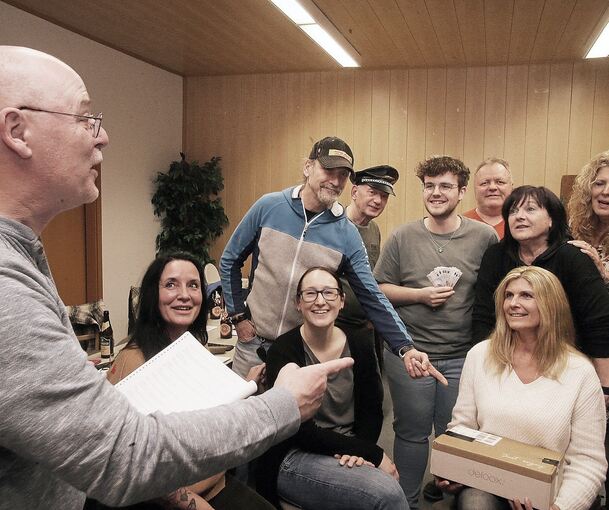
[0,216,300,509]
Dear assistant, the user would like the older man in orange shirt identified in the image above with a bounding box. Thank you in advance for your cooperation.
[463,157,513,239]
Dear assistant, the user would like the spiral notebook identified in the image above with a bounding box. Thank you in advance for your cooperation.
[115,332,257,415]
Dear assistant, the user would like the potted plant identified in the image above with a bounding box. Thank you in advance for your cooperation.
[152,153,228,263]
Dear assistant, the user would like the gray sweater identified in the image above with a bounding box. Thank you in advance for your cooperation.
[0,216,299,509]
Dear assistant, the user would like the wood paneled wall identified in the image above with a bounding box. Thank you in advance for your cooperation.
[184,59,609,263]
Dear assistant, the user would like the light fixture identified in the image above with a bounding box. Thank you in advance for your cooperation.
[269,0,314,24]
[586,20,609,58]
[300,24,359,67]
[269,0,360,68]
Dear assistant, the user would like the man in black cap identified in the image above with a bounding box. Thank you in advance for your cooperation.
[347,165,399,266]
[336,165,400,367]
[220,137,446,386]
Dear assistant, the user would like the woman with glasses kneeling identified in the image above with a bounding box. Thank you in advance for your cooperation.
[437,266,606,510]
[257,266,408,509]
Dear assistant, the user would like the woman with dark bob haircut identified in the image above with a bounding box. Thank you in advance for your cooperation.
[107,252,273,510]
[472,185,609,367]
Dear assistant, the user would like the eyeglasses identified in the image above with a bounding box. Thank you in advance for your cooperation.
[423,182,460,193]
[298,288,341,302]
[19,107,103,138]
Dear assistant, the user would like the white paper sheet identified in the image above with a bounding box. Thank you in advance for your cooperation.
[115,332,256,414]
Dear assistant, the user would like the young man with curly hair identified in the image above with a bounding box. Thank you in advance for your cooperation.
[374,155,498,508]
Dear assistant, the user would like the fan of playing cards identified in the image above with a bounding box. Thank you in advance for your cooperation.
[426,266,462,288]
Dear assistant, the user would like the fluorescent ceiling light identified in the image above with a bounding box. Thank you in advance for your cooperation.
[269,0,360,68]
[300,24,359,67]
[586,21,609,58]
[269,0,314,25]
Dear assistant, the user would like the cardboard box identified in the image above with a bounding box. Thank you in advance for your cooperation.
[430,425,563,509]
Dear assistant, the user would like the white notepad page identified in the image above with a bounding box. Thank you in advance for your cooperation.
[115,332,257,414]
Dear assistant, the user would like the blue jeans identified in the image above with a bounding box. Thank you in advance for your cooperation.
[232,335,271,378]
[277,449,409,510]
[384,349,465,510]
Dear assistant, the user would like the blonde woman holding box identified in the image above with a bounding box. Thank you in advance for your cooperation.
[437,266,606,510]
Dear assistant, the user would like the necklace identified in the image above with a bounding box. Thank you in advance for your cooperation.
[428,231,456,253]
[425,217,461,253]
[427,226,458,253]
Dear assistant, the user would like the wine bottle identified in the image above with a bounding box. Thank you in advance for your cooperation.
[100,310,114,362]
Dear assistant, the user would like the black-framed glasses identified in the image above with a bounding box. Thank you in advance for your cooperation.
[19,107,103,138]
[298,288,341,303]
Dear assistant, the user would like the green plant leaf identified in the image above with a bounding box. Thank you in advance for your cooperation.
[151,154,228,263]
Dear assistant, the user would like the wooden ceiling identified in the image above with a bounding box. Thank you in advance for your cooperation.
[6,0,609,76]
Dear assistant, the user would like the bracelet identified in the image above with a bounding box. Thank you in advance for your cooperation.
[602,386,609,395]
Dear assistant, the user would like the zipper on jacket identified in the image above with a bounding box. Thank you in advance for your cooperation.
[276,201,324,337]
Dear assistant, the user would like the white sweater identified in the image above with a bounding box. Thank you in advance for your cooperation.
[449,341,607,510]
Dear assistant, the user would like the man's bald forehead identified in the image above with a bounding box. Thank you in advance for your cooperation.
[474,161,512,183]
[0,46,82,108]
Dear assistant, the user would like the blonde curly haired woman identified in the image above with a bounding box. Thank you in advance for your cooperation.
[568,150,609,507]
[568,150,609,283]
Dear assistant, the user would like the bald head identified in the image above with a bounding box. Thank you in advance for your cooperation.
[0,46,85,111]
[0,46,108,234]
[473,159,513,217]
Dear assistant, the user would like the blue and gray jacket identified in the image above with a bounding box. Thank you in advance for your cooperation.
[220,185,413,354]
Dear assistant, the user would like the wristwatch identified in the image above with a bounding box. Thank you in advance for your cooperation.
[398,344,415,358]
[227,313,249,326]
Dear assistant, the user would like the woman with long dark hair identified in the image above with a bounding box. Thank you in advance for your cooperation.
[108,252,272,510]
[117,251,208,362]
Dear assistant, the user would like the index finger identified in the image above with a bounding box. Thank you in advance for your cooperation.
[428,363,448,386]
[319,357,354,376]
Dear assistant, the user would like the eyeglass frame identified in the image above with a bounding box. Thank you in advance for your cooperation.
[422,182,460,193]
[18,107,103,138]
[297,287,342,303]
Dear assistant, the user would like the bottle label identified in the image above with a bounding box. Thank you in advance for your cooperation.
[101,339,111,359]
[220,323,232,339]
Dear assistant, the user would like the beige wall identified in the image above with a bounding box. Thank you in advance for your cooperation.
[1,1,183,339]
[184,60,609,263]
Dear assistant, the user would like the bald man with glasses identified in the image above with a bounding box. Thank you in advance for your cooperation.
[0,46,353,510]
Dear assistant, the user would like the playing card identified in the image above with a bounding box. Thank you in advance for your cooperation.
[426,266,462,288]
